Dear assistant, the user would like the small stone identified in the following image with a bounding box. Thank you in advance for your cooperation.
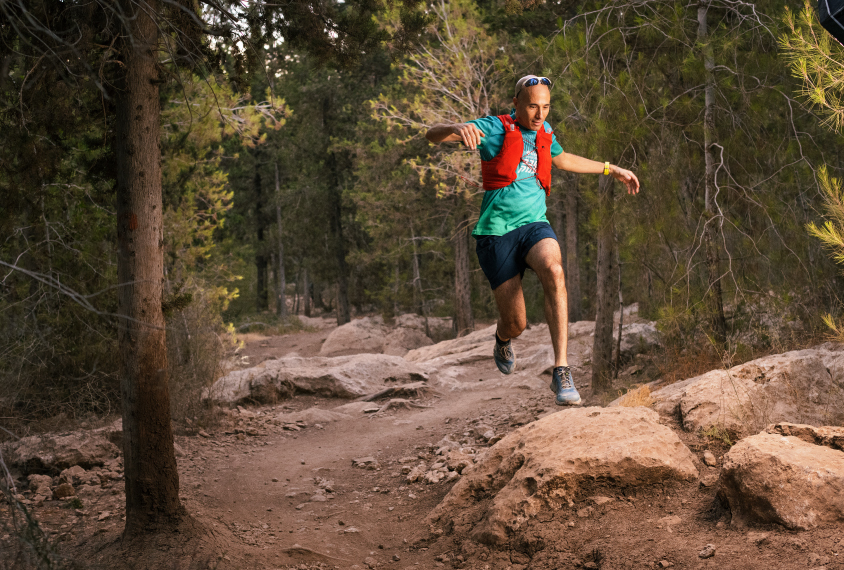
[576,506,594,518]
[271,478,279,482]
[747,531,770,545]
[703,450,717,467]
[295,503,305,510]
[583,563,598,570]
[590,495,613,505]
[52,483,76,499]
[567,521,575,527]
[97,511,111,521]
[392,554,401,561]
[198,430,210,438]
[364,556,377,569]
[482,430,495,441]
[658,561,673,568]
[698,544,715,559]
[344,527,360,533]
[353,457,381,470]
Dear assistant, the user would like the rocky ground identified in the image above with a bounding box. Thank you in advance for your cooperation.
[2,312,843,570]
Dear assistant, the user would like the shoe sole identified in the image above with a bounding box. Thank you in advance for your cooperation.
[496,362,516,375]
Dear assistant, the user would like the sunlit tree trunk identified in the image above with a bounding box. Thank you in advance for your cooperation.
[565,177,582,322]
[453,201,474,337]
[698,0,727,347]
[274,162,287,319]
[115,0,184,535]
[592,174,616,393]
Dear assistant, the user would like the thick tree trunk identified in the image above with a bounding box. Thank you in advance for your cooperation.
[329,188,351,325]
[566,177,582,322]
[698,0,727,347]
[453,205,474,337]
[115,0,184,535]
[255,170,268,312]
[592,174,616,394]
[274,163,287,319]
[303,267,311,318]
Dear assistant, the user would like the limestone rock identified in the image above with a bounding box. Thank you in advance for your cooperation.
[426,407,698,545]
[383,327,434,357]
[650,345,844,437]
[207,353,429,403]
[5,431,120,475]
[718,428,844,529]
[320,316,387,356]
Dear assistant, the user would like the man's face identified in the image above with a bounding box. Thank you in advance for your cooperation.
[512,85,551,131]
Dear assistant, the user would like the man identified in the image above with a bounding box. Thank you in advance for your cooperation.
[425,75,640,406]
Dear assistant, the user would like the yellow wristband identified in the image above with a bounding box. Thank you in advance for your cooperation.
[603,162,610,176]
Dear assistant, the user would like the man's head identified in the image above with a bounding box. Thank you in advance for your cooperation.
[512,75,551,131]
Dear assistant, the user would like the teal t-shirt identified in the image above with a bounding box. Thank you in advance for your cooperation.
[468,113,564,237]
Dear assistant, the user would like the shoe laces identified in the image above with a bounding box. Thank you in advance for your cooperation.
[555,366,574,389]
[496,341,513,361]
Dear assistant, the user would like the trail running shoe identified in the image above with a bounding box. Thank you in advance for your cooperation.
[493,335,515,375]
[550,366,582,406]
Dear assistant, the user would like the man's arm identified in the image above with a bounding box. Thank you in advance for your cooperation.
[552,151,640,195]
[425,123,485,150]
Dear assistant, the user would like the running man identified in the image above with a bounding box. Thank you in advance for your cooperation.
[425,75,640,406]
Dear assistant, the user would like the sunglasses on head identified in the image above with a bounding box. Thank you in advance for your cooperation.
[524,77,551,88]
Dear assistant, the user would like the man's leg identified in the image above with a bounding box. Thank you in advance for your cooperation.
[492,273,527,341]
[525,238,568,366]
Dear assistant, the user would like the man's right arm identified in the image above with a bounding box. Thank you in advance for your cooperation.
[425,123,485,150]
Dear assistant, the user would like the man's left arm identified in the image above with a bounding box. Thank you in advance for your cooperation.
[552,151,640,195]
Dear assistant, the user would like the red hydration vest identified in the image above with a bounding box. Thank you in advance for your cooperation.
[480,114,553,196]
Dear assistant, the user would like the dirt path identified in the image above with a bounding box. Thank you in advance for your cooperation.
[15,323,844,569]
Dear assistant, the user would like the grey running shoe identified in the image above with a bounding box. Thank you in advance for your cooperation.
[493,335,515,375]
[550,366,582,406]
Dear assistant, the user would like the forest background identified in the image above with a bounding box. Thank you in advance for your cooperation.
[2,0,844,434]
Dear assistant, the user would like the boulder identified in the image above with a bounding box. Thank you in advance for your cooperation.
[405,324,497,367]
[207,353,429,403]
[426,407,698,545]
[650,345,844,437]
[718,424,844,529]
[383,327,434,357]
[320,316,387,356]
[52,483,76,499]
[4,430,120,475]
[395,314,454,340]
[27,474,53,495]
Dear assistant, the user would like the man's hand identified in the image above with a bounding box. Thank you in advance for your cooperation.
[610,165,640,195]
[425,123,485,148]
[452,123,485,149]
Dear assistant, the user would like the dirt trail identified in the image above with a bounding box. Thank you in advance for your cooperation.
[16,322,844,569]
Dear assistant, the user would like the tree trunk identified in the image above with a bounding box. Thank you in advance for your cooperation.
[115,0,184,535]
[552,180,566,264]
[566,177,583,322]
[698,0,727,347]
[614,247,623,379]
[255,169,268,312]
[303,267,311,318]
[453,205,474,337]
[592,174,616,394]
[274,162,287,319]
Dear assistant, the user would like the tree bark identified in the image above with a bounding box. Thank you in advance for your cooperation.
[328,186,350,324]
[255,169,268,312]
[274,162,287,319]
[698,0,727,347]
[592,174,616,394]
[115,0,184,535]
[303,267,311,318]
[566,177,582,322]
[453,204,474,337]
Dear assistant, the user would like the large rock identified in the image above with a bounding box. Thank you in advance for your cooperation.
[207,353,429,403]
[718,423,844,529]
[650,345,844,437]
[405,324,496,367]
[426,407,698,545]
[394,314,454,341]
[383,327,433,357]
[319,315,441,357]
[4,430,120,475]
[320,316,387,356]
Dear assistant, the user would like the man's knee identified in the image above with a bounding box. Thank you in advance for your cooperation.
[539,263,566,290]
[499,315,527,339]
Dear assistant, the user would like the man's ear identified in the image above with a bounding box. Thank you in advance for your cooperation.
[512,96,519,108]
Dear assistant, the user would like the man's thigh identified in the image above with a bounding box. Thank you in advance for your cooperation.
[493,273,524,317]
[525,237,563,276]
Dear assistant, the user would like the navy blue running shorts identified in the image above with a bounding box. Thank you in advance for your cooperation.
[475,221,558,290]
